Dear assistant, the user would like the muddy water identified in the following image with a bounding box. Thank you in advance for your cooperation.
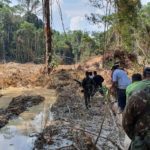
[0,87,57,150]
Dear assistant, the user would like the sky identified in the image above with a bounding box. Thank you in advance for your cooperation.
[11,0,150,32]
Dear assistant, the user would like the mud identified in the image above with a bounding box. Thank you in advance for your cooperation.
[0,88,57,150]
[34,70,125,150]
[0,62,133,149]
[0,95,44,128]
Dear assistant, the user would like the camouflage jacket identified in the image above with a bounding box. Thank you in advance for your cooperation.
[122,87,150,140]
[82,77,95,91]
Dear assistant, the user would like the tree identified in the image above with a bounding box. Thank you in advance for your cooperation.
[136,2,150,62]
[18,0,43,28]
[18,0,40,13]
[87,0,141,51]
[23,11,43,28]
[43,0,52,73]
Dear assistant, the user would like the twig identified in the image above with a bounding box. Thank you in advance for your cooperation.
[100,135,123,150]
[107,102,124,150]
[67,105,71,114]
[63,126,124,150]
[58,144,79,150]
[94,112,107,145]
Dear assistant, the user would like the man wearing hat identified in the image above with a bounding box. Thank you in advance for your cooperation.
[111,63,131,112]
[122,67,150,150]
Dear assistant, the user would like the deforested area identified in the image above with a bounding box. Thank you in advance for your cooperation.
[0,0,149,150]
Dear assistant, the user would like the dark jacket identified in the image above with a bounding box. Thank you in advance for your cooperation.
[93,75,104,87]
[82,77,95,94]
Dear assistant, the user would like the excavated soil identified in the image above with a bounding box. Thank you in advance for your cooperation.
[0,60,112,89]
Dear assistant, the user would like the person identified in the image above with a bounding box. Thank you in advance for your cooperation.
[111,64,131,111]
[126,73,142,99]
[89,72,93,79]
[122,67,150,150]
[93,71,104,95]
[82,71,95,109]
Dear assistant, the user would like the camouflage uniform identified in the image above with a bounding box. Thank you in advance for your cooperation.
[122,87,150,150]
[82,77,95,109]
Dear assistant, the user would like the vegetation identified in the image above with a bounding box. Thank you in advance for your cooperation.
[0,1,102,64]
[87,0,150,61]
[0,0,150,64]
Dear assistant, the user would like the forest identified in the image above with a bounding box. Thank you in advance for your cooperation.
[0,0,150,65]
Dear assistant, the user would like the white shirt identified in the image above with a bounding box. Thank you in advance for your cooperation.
[112,69,131,89]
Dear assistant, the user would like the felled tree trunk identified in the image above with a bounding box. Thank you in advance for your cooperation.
[43,0,52,74]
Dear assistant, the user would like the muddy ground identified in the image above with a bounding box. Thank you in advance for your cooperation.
[0,61,137,149]
[33,70,125,150]
[0,95,44,128]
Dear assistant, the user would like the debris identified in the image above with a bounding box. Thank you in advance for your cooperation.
[34,70,125,149]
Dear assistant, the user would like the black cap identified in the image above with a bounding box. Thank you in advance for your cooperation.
[114,61,120,66]
[111,64,120,70]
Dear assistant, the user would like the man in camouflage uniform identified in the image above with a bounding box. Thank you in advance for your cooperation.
[122,67,150,150]
[82,71,95,109]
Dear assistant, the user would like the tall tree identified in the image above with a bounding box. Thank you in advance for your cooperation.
[18,0,40,13]
[87,0,141,51]
[43,0,52,73]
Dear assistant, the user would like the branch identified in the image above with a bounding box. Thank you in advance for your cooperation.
[63,126,124,150]
[94,112,107,145]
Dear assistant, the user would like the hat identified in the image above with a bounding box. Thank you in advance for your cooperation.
[111,65,119,70]
[114,61,120,66]
[111,62,120,70]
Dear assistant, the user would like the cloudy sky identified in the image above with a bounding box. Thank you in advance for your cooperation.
[12,0,150,32]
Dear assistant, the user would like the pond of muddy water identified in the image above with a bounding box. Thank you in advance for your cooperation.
[0,87,56,150]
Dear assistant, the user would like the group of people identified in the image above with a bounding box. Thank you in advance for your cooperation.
[122,67,150,150]
[109,63,150,150]
[81,71,104,109]
[81,64,150,150]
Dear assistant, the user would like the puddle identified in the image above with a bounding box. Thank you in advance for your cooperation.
[45,138,73,150]
[0,126,36,150]
[0,87,56,109]
[0,87,56,150]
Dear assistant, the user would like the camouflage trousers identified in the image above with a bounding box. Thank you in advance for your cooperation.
[84,91,92,109]
[129,131,150,150]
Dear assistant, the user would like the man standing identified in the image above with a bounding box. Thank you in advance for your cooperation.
[93,71,104,95]
[111,64,131,111]
[126,73,142,99]
[122,67,150,150]
[82,71,95,109]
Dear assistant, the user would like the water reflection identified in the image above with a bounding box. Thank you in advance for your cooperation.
[0,126,36,150]
[0,87,56,150]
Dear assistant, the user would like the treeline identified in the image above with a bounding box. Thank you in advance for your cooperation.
[87,0,150,62]
[0,1,105,64]
[0,1,150,64]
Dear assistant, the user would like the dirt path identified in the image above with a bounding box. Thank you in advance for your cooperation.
[33,70,126,150]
